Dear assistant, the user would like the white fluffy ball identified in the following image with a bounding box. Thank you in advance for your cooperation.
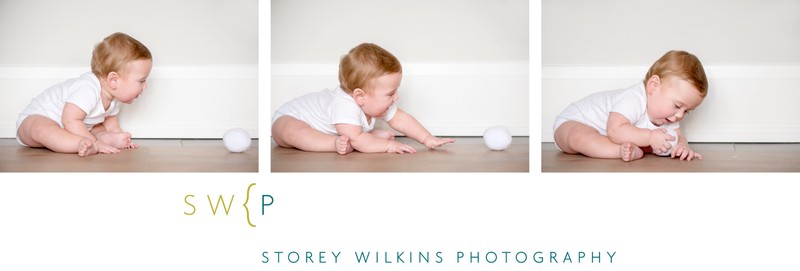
[655,128,678,157]
[223,128,252,153]
[483,125,512,151]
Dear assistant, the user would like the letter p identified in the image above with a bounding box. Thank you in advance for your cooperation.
[262,194,274,215]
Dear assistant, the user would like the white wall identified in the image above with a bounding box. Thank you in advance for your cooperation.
[0,0,258,138]
[271,0,530,136]
[542,0,800,142]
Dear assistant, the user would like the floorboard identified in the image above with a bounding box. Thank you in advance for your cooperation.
[0,139,258,172]
[271,137,530,172]
[541,142,800,172]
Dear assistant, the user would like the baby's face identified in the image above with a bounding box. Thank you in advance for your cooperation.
[361,72,402,118]
[115,59,153,104]
[647,76,704,126]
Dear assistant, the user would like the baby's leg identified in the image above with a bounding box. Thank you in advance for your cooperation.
[369,129,396,140]
[619,142,644,162]
[77,137,100,157]
[272,116,353,154]
[93,131,133,149]
[16,115,99,156]
[91,124,136,149]
[554,121,643,161]
[334,136,354,155]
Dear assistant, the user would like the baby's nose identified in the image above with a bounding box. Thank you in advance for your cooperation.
[674,110,685,120]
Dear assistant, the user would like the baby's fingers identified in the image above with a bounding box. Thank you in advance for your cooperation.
[397,144,416,154]
[428,138,455,149]
[679,149,690,160]
[657,144,670,154]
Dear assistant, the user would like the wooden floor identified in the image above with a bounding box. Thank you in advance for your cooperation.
[0,139,258,172]
[8,138,793,172]
[542,142,800,172]
[271,137,529,172]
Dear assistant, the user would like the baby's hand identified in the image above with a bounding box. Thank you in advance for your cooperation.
[386,140,416,154]
[423,136,455,149]
[649,128,676,154]
[670,142,702,161]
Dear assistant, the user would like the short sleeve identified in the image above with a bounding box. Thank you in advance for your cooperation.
[329,97,364,126]
[609,90,645,124]
[64,83,99,115]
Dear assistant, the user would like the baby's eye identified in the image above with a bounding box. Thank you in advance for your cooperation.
[675,104,681,109]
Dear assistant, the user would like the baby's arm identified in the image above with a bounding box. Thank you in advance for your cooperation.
[62,103,119,153]
[386,109,454,149]
[335,123,416,154]
[670,128,702,161]
[63,103,98,141]
[606,112,674,152]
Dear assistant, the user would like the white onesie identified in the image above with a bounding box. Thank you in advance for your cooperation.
[553,82,679,137]
[272,86,398,135]
[16,72,121,146]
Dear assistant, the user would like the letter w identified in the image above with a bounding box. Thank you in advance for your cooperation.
[207,195,234,215]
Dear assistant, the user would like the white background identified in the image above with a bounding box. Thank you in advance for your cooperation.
[0,0,258,138]
[2,1,800,271]
[542,0,800,142]
[272,0,530,136]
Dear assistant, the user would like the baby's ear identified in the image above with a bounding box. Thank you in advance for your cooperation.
[646,75,660,93]
[352,88,365,105]
[107,72,120,89]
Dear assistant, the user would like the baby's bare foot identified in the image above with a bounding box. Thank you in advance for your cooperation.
[370,129,395,140]
[77,137,99,157]
[335,136,354,155]
[125,141,139,149]
[95,132,132,149]
[620,142,644,162]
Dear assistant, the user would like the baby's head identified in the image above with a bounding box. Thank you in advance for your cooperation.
[643,50,708,126]
[339,43,402,94]
[91,32,153,103]
[339,43,403,118]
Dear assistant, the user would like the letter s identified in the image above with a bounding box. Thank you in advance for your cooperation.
[184,194,196,215]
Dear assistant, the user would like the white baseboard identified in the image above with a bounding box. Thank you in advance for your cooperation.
[542,65,800,142]
[1,66,258,138]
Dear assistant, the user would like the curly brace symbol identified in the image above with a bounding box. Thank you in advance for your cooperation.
[243,183,256,227]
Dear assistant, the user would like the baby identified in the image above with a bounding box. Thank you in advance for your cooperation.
[272,43,455,154]
[553,50,707,162]
[16,32,152,157]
